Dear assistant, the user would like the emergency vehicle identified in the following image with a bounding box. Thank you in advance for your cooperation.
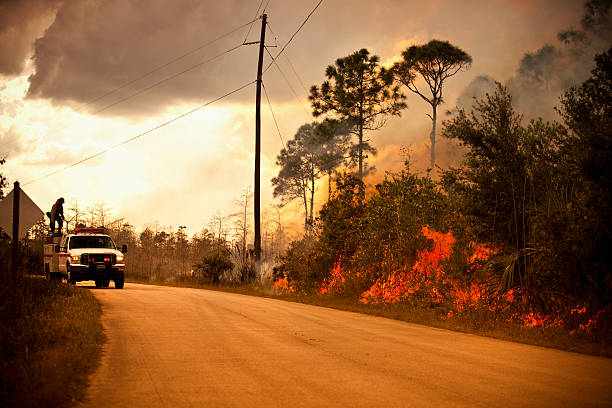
[44,228,127,289]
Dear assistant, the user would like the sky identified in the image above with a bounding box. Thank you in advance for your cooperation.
[0,0,597,236]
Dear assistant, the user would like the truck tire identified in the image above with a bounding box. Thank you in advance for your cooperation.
[95,280,103,288]
[115,277,124,289]
[66,264,72,285]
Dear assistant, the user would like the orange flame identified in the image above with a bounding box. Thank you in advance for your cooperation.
[320,259,347,295]
[360,225,454,304]
[308,223,580,331]
[516,312,564,328]
[274,277,295,293]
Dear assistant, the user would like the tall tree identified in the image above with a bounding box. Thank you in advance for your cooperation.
[272,123,322,230]
[394,40,472,168]
[558,46,612,193]
[232,186,253,266]
[313,119,352,200]
[310,49,406,180]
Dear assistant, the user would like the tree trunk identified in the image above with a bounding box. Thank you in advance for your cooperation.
[242,206,247,264]
[328,169,332,202]
[310,165,315,228]
[430,104,437,169]
[358,123,363,180]
[303,189,308,231]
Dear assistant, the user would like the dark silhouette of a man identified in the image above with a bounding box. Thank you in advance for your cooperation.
[49,197,65,235]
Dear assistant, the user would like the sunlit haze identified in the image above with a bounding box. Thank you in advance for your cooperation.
[0,0,586,234]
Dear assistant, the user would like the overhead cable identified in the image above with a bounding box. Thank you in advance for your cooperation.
[92,43,244,115]
[264,46,311,118]
[262,82,285,148]
[262,0,324,75]
[262,0,272,14]
[267,23,310,95]
[85,18,259,107]
[243,0,265,43]
[23,80,256,186]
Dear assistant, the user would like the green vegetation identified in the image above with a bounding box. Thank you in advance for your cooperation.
[272,48,612,354]
[192,252,234,285]
[272,120,351,230]
[127,47,611,358]
[394,39,472,167]
[0,277,104,408]
[309,48,406,180]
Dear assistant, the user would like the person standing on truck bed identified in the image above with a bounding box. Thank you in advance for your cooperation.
[49,197,65,235]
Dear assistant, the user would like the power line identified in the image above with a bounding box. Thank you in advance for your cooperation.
[23,80,256,186]
[92,43,244,115]
[86,18,259,107]
[264,46,311,118]
[262,82,285,148]
[262,0,324,75]
[22,2,324,184]
[262,0,272,14]
[243,0,265,43]
[282,53,310,95]
[267,23,310,95]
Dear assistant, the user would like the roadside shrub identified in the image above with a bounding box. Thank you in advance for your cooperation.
[194,253,234,285]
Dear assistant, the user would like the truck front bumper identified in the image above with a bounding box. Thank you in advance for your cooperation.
[69,263,124,281]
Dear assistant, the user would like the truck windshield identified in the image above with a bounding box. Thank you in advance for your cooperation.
[69,236,116,249]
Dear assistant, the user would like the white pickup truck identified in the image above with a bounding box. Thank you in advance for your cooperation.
[44,228,127,289]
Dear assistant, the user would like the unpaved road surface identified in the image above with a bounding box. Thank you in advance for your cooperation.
[82,283,612,407]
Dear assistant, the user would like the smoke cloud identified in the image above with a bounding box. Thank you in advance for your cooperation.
[0,0,61,76]
[454,0,612,120]
[2,0,584,120]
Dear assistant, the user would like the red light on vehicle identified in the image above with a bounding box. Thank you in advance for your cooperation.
[75,228,106,233]
[89,258,95,262]
[104,257,110,262]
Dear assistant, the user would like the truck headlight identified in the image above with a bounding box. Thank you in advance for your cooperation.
[116,254,124,262]
[70,255,80,263]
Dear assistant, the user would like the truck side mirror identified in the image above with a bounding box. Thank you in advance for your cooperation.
[55,244,60,253]
[122,244,128,253]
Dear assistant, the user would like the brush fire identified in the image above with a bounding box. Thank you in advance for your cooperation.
[275,225,607,333]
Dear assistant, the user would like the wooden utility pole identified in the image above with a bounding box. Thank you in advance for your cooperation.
[11,181,20,277]
[254,13,267,264]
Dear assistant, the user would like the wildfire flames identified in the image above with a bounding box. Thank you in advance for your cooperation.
[360,226,454,304]
[274,225,606,333]
[319,259,347,295]
[274,277,295,293]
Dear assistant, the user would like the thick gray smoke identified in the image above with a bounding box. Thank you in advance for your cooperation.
[456,0,612,120]
[1,0,594,120]
[0,0,62,76]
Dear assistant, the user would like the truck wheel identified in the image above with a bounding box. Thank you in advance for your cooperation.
[115,277,124,289]
[66,264,72,285]
[95,280,103,288]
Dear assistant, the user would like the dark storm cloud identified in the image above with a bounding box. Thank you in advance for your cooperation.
[0,0,61,75]
[5,0,586,119]
[26,0,261,115]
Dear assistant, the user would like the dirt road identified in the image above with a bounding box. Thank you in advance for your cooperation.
[82,283,611,407]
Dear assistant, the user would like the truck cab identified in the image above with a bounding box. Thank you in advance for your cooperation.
[44,228,127,289]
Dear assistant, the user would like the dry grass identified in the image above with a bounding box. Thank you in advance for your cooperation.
[127,277,611,358]
[0,276,105,408]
